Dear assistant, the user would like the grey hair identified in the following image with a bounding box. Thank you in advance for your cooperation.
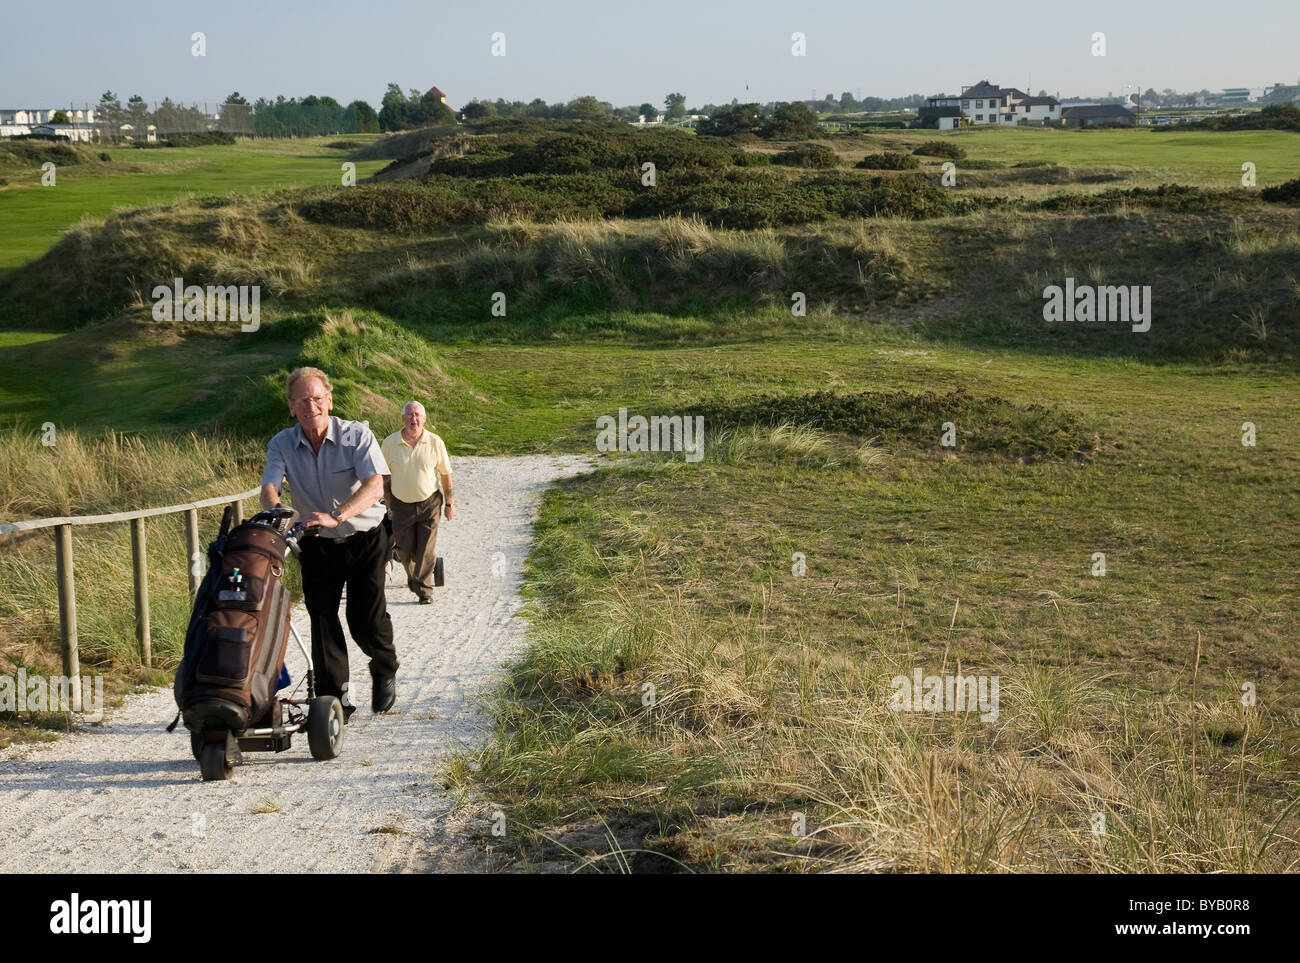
[403,401,426,416]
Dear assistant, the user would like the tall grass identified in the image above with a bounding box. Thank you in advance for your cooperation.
[0,426,266,678]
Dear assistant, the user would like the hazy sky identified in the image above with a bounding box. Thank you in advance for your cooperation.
[4,0,1297,109]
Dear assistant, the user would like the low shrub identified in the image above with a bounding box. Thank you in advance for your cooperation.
[912,141,966,160]
[855,151,920,170]
[772,143,841,168]
[1261,178,1300,203]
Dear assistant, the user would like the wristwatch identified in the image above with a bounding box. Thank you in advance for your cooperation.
[330,509,342,522]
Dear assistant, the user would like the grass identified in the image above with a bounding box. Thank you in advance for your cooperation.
[454,372,1299,870]
[0,425,274,749]
[0,136,387,274]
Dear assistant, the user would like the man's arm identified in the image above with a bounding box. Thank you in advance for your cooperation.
[302,473,385,529]
[441,473,455,520]
[259,435,287,511]
[259,483,280,511]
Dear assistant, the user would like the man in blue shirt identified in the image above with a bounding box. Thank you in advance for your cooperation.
[259,367,398,717]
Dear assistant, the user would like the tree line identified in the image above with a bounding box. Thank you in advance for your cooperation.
[85,86,936,139]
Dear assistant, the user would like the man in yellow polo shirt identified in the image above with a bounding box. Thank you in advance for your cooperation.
[381,401,455,604]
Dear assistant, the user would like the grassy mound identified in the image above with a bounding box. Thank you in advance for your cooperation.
[704,388,1098,459]
[303,168,966,230]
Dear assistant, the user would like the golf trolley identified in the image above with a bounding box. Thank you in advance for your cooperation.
[181,510,346,782]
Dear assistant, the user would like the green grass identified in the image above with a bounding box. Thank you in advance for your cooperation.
[0,136,386,275]
[887,127,1300,190]
[457,351,1300,870]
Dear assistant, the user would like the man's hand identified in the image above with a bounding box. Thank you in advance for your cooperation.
[444,502,455,521]
[304,511,340,530]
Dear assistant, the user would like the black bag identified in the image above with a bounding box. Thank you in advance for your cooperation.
[172,508,293,735]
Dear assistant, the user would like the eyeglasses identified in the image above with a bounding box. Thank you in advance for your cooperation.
[292,394,330,408]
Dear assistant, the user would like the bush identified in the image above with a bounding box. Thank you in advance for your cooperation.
[772,143,841,168]
[1261,178,1300,203]
[912,141,966,160]
[97,151,111,162]
[855,151,920,170]
[1035,183,1257,214]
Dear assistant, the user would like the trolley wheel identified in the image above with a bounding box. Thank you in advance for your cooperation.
[308,696,345,760]
[199,741,232,781]
[433,556,445,587]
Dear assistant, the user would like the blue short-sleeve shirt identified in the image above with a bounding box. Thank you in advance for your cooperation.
[261,416,390,540]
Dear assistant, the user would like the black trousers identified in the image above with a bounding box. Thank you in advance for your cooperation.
[298,524,398,702]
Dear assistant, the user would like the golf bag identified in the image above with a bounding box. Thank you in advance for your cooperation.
[171,507,293,735]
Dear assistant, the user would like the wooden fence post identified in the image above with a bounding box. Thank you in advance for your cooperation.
[131,517,151,667]
[54,523,80,709]
[232,499,244,525]
[186,508,201,598]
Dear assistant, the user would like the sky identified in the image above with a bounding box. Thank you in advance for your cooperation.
[3,0,1297,110]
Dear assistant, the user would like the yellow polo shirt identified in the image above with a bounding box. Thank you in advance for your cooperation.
[381,428,451,504]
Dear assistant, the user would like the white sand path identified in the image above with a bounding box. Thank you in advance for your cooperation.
[0,454,593,873]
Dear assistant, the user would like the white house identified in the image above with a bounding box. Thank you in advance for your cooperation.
[921,82,1060,128]
[1011,95,1060,124]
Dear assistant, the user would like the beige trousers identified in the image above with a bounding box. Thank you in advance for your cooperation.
[388,490,442,596]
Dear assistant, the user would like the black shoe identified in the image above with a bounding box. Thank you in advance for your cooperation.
[372,676,396,713]
[419,595,433,605]
[342,702,357,724]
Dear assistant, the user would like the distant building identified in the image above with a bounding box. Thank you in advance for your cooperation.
[1061,104,1136,127]
[1220,88,1251,105]
[30,123,94,142]
[1013,95,1061,124]
[117,123,158,143]
[1,107,97,138]
[914,103,962,130]
[1262,83,1300,104]
[918,82,1059,128]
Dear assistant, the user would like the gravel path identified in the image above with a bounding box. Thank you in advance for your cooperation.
[0,455,594,874]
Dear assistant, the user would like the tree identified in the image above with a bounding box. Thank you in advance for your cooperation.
[379,83,410,131]
[344,100,380,132]
[154,98,180,134]
[839,91,856,112]
[762,101,819,139]
[221,91,253,134]
[460,100,495,120]
[567,95,613,122]
[638,102,656,121]
[698,102,761,136]
[126,95,151,136]
[50,110,70,124]
[664,92,686,119]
